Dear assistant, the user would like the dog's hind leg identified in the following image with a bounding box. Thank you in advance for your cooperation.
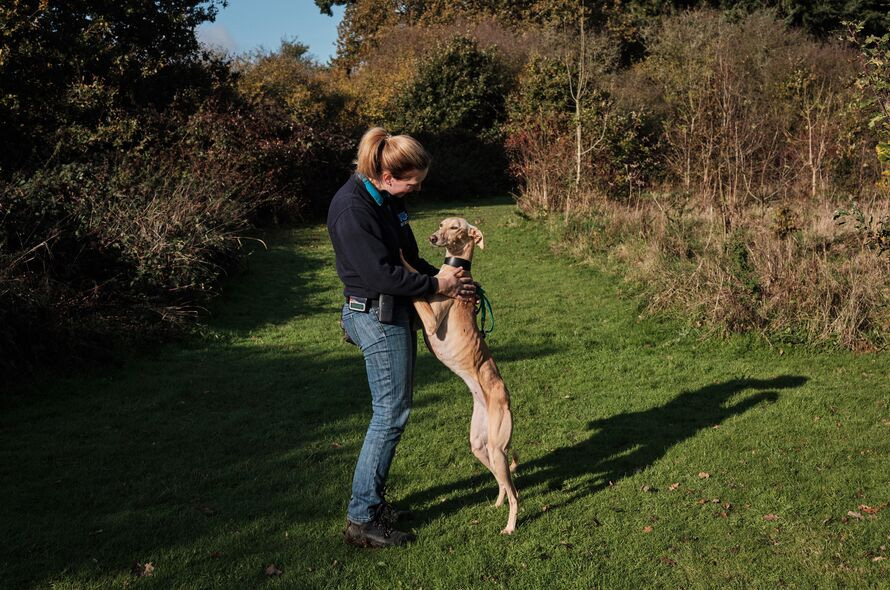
[468,386,493,472]
[486,399,518,534]
[466,378,511,509]
[480,365,518,534]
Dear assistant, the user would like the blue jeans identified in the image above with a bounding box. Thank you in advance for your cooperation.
[341,301,417,524]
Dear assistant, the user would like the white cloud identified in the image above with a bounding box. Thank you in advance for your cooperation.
[197,23,239,53]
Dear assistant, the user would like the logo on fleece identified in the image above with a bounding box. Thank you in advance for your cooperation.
[398,211,409,227]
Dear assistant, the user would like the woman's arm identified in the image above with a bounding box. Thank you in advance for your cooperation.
[331,206,437,297]
[392,200,439,276]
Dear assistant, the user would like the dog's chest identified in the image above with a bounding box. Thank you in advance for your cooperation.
[423,305,478,366]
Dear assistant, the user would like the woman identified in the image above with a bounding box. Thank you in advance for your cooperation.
[327,127,475,548]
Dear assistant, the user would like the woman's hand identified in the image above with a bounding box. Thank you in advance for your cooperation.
[437,267,476,301]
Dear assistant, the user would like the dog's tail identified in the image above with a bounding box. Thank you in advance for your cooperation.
[509,450,519,473]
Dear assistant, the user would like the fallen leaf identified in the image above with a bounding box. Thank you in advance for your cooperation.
[265,564,283,576]
[711,498,721,504]
[698,472,710,479]
[763,514,779,522]
[723,502,733,510]
[669,483,680,491]
[331,442,343,449]
[859,504,878,515]
[643,526,653,533]
[873,556,886,562]
[470,519,479,525]
[848,511,864,520]
[659,556,677,566]
[719,511,729,518]
[641,485,651,492]
[131,562,154,577]
[711,424,721,429]
[696,498,708,505]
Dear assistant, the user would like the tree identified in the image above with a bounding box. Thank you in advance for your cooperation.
[393,37,509,135]
[0,0,226,173]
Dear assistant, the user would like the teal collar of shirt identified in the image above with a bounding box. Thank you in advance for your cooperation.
[357,174,387,206]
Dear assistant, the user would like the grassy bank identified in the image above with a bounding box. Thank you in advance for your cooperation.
[1,199,887,589]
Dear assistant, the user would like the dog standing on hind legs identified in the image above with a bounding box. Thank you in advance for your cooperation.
[401,217,519,534]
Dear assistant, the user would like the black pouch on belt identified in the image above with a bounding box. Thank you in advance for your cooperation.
[378,293,394,324]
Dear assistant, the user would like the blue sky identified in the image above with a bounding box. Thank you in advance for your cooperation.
[197,0,346,63]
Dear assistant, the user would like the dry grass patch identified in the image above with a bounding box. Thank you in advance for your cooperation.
[558,196,890,350]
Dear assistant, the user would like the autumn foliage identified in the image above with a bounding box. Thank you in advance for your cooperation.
[3,2,890,381]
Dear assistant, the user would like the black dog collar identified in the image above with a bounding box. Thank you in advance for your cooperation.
[443,256,471,272]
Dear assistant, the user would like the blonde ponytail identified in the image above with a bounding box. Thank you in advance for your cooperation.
[355,127,431,180]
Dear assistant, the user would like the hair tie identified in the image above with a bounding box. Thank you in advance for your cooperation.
[375,136,387,174]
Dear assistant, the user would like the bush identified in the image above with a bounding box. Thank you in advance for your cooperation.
[236,40,347,127]
[537,9,890,349]
[338,19,552,197]
[506,49,662,212]
[0,87,354,381]
[394,37,509,137]
[0,0,226,174]
[630,10,871,207]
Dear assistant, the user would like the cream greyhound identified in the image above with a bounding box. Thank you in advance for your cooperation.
[401,217,518,534]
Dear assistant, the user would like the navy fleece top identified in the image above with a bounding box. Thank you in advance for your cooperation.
[327,174,439,300]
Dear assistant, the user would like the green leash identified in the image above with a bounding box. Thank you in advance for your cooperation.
[475,284,494,337]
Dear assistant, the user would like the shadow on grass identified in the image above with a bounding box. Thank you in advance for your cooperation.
[0,339,558,588]
[1,198,540,587]
[403,375,808,527]
[205,230,334,334]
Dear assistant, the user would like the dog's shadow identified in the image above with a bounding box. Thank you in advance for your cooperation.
[403,375,807,527]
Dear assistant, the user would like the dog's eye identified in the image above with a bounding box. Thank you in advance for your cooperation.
[451,225,458,230]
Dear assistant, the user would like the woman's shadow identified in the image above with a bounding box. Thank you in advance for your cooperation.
[404,375,807,526]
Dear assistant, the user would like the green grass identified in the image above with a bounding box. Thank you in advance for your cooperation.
[2,198,888,589]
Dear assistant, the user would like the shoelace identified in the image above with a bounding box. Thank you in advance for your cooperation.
[378,501,399,524]
[375,502,397,535]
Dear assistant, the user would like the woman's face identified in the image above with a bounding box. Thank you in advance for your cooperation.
[381,169,427,197]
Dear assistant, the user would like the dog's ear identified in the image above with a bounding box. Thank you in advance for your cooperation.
[468,224,485,249]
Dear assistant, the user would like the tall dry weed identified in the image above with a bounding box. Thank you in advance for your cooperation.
[564,196,890,350]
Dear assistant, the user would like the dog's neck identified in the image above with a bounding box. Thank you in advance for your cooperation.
[443,241,475,271]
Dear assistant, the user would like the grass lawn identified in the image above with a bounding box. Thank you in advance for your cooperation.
[2,197,888,589]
